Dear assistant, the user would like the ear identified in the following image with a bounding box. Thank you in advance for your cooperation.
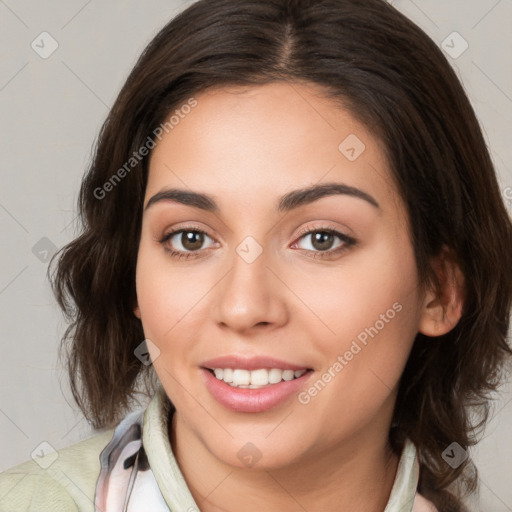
[418,245,465,337]
[134,302,141,319]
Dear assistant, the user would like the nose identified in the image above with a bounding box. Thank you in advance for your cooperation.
[213,240,289,334]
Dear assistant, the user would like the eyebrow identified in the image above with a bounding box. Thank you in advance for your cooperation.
[144,182,380,213]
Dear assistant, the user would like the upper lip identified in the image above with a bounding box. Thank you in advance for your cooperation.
[201,355,312,371]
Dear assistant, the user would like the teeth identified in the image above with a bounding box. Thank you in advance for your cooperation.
[283,370,295,381]
[232,369,250,385]
[250,369,269,386]
[210,367,308,387]
[268,368,282,384]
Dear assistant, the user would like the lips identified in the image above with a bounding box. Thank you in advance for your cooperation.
[200,366,313,413]
[201,355,312,371]
[199,354,314,412]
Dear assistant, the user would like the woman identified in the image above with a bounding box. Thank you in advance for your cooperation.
[1,0,510,511]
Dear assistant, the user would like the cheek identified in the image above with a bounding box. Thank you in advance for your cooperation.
[300,298,419,443]
[335,237,420,369]
[135,241,182,344]
[303,237,420,412]
[134,241,214,358]
[296,233,419,347]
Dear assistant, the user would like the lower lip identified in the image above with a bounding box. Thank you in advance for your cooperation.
[200,368,313,413]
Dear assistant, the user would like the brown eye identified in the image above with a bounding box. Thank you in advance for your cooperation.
[158,226,217,259]
[293,226,357,260]
[179,231,206,251]
[309,231,336,251]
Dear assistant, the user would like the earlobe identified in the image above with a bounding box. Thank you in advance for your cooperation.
[418,245,465,337]
[134,304,141,319]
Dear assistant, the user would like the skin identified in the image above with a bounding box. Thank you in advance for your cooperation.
[134,81,465,512]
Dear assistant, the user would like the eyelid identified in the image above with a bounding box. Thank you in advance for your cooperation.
[291,223,357,253]
[294,221,355,239]
[157,222,357,260]
[157,223,216,245]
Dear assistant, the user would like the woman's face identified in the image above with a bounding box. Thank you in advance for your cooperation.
[135,81,426,469]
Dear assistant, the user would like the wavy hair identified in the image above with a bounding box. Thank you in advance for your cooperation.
[49,0,512,510]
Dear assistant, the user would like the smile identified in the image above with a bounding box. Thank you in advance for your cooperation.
[200,367,314,413]
[209,368,308,388]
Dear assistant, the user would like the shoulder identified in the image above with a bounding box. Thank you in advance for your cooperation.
[0,429,114,512]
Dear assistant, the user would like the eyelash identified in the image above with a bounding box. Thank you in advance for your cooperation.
[157,224,357,261]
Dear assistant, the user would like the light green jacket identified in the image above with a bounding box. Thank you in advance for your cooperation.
[0,385,435,511]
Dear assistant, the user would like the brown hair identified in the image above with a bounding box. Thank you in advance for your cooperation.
[49,0,512,510]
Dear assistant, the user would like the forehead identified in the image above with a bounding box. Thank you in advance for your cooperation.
[145,82,402,222]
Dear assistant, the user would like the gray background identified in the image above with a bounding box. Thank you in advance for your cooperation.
[0,0,511,510]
